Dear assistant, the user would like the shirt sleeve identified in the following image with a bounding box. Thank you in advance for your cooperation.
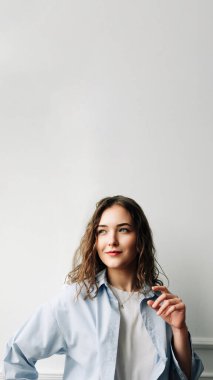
[3,299,67,380]
[170,331,204,380]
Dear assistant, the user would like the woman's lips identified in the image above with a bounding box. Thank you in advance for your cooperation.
[105,251,122,256]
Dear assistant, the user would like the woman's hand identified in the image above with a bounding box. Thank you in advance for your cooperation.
[147,286,192,379]
[147,285,187,331]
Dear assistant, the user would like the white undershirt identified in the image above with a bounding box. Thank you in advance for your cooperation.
[108,285,157,380]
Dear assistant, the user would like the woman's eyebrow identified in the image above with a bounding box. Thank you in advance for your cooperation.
[97,223,132,227]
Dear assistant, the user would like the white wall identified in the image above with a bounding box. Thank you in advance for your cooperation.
[0,1,212,377]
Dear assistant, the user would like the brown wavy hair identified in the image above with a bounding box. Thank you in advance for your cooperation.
[66,195,167,299]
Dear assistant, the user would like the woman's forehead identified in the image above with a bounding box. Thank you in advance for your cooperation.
[99,205,132,224]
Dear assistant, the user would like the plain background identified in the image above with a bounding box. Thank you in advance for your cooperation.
[0,0,212,374]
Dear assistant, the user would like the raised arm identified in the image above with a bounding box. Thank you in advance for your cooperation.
[147,286,192,379]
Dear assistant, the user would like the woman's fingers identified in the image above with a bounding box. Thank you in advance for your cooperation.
[147,287,186,328]
[162,302,185,317]
[152,285,170,293]
[156,298,183,316]
[147,300,154,307]
[151,293,178,309]
[147,287,184,316]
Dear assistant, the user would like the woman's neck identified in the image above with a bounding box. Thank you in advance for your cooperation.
[106,268,137,292]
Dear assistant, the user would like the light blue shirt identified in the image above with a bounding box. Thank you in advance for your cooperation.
[4,269,204,379]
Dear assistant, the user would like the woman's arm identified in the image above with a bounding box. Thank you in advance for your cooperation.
[147,286,192,379]
[3,301,67,379]
[171,324,192,379]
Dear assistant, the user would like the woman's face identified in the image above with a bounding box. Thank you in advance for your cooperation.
[96,205,138,272]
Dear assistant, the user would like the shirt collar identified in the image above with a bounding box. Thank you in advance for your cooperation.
[95,268,157,300]
[95,268,108,288]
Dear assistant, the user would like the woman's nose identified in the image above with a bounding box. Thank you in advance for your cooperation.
[108,231,118,246]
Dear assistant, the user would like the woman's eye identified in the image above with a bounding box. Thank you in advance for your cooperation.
[97,229,106,235]
[119,228,129,233]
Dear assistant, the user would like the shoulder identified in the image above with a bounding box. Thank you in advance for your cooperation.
[50,281,100,311]
[50,270,108,314]
[51,283,84,307]
[48,282,102,331]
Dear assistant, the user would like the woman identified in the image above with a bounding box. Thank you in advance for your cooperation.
[4,195,203,379]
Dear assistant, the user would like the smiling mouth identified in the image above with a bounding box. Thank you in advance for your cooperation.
[105,251,122,256]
